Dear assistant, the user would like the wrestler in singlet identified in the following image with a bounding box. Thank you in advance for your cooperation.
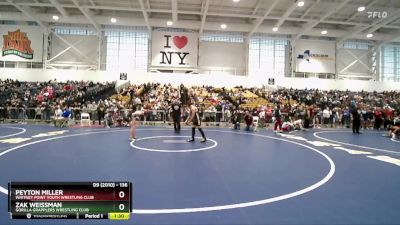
[185,103,207,142]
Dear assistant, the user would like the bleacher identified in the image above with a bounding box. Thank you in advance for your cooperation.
[0,80,116,122]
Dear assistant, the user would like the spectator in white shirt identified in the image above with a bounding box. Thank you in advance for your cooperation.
[53,105,64,127]
[322,107,332,127]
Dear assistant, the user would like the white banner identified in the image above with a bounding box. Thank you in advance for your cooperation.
[0,25,43,62]
[151,31,198,68]
[295,40,335,73]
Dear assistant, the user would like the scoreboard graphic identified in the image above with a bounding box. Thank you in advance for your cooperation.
[8,182,132,220]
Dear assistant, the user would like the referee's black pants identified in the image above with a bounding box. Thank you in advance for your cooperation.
[173,119,180,132]
[353,119,361,133]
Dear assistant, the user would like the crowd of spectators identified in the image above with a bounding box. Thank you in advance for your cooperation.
[0,79,115,124]
[112,83,400,133]
[263,88,400,131]
[1,80,399,136]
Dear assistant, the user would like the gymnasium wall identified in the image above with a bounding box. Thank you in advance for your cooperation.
[48,32,246,75]
[274,77,400,92]
[0,68,116,82]
[0,26,395,91]
[1,68,399,92]
[337,48,373,77]
[198,42,247,75]
[293,40,336,74]
[0,25,44,62]
[49,34,99,67]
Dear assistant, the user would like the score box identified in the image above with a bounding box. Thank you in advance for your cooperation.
[8,182,132,220]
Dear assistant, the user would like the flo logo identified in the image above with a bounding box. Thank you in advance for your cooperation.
[367,11,388,19]
[2,29,34,59]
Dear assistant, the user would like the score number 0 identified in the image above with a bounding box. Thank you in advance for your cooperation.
[118,191,125,211]
[118,182,128,211]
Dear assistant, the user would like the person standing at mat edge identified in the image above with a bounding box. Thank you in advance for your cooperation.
[185,102,207,143]
[130,111,143,141]
[171,97,182,133]
[274,104,283,133]
[351,104,361,134]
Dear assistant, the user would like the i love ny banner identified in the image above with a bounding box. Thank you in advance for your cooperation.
[151,31,198,68]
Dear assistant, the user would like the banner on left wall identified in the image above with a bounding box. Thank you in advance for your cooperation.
[0,25,44,62]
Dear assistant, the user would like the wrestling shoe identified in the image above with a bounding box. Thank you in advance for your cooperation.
[130,137,138,142]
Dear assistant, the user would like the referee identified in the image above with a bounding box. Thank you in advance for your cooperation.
[351,104,361,134]
[171,97,182,133]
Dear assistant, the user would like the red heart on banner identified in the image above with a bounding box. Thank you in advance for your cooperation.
[173,36,188,49]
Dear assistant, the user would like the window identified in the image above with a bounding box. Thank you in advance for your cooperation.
[104,27,149,72]
[249,36,288,77]
[201,31,244,43]
[381,45,400,82]
[53,24,96,35]
[154,27,188,33]
[343,40,370,50]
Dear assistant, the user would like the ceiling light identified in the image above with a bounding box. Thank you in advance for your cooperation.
[366,33,373,38]
[272,27,278,32]
[232,0,240,2]
[220,24,227,29]
[110,17,117,23]
[167,20,173,26]
[297,1,305,7]
[52,15,59,21]
[358,6,365,12]
[321,30,327,35]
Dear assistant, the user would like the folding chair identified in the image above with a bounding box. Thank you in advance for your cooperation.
[80,113,91,127]
[59,114,73,128]
[252,116,259,132]
[34,107,42,121]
